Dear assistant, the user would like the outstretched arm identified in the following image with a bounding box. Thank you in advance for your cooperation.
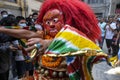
[0,27,43,39]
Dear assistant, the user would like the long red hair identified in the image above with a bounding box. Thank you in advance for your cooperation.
[37,0,101,42]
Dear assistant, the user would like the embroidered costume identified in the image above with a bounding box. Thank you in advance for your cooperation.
[36,0,108,80]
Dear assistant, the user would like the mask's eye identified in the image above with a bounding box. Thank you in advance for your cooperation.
[53,18,58,23]
[46,21,50,25]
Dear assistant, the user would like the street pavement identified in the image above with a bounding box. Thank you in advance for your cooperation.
[92,40,120,80]
[92,62,120,80]
[102,40,108,54]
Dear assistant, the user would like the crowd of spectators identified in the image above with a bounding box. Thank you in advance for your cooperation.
[98,14,120,57]
[0,10,41,80]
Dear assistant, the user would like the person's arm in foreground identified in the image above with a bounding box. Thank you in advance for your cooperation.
[115,31,120,45]
[0,27,43,39]
[115,32,120,66]
[115,49,120,66]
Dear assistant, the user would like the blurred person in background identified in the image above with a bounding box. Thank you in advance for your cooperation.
[14,16,27,79]
[115,18,120,66]
[26,13,38,27]
[16,16,35,80]
[98,17,106,49]
[26,14,34,26]
[32,12,38,23]
[26,13,42,32]
[0,15,18,80]
[111,29,119,57]
[0,10,8,19]
[115,23,120,66]
[31,12,43,31]
[0,15,43,80]
[105,16,117,55]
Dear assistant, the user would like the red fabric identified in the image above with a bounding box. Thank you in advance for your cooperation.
[23,26,29,30]
[37,0,101,42]
[34,70,39,80]
[21,47,28,56]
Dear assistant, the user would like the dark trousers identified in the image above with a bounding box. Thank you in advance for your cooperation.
[106,39,112,54]
[0,70,9,80]
[16,61,26,79]
[112,45,119,57]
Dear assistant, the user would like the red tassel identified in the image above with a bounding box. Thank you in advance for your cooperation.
[34,70,39,80]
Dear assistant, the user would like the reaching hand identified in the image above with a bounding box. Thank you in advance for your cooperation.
[0,26,5,32]
[25,38,52,53]
[26,38,42,46]
[25,38,44,52]
[9,44,18,51]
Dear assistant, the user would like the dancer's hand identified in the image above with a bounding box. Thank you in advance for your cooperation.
[26,38,52,53]
[9,44,18,51]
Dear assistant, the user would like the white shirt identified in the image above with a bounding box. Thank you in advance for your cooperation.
[15,50,25,61]
[105,22,116,39]
[35,24,43,30]
[13,40,25,61]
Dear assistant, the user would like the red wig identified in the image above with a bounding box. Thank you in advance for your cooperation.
[37,0,101,42]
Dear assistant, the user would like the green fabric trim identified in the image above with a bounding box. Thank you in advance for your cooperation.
[47,40,78,54]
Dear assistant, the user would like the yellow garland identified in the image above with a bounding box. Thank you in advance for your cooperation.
[41,56,63,68]
[41,35,63,68]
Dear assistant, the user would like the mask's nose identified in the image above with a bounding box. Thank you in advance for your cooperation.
[49,22,55,28]
[49,21,53,26]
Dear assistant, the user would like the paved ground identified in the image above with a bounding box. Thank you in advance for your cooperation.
[92,62,120,80]
[92,40,120,80]
[102,40,108,54]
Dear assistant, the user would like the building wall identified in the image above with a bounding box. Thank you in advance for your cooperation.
[84,0,109,18]
[0,0,43,18]
[26,0,43,17]
[0,0,21,17]
[1,0,118,18]
[90,4,108,17]
[84,0,120,17]
[110,0,120,15]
